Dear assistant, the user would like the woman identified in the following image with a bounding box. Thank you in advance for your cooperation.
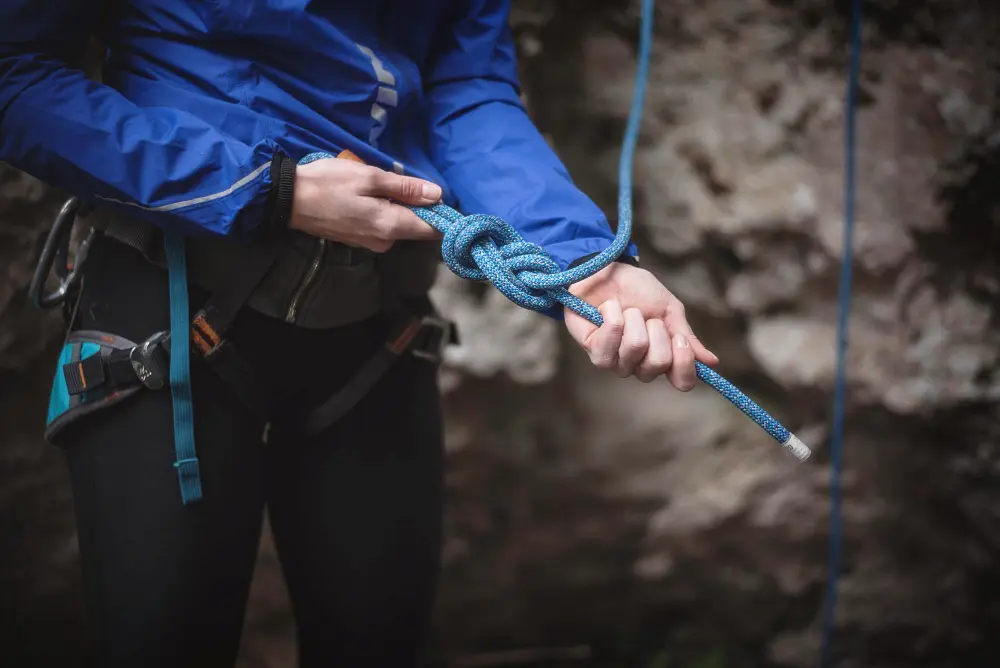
[0,1,718,666]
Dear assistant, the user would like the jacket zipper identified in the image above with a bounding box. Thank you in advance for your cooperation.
[286,5,390,325]
[284,238,326,323]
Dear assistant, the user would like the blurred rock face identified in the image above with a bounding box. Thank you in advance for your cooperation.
[2,1,999,667]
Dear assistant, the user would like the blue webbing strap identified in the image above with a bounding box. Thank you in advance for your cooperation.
[163,230,202,505]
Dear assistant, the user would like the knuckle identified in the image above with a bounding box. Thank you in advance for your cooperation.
[371,225,393,244]
[592,352,617,370]
[372,202,396,233]
[623,334,648,354]
[363,170,382,192]
[645,347,671,367]
[645,359,671,376]
[398,178,419,199]
[671,370,696,392]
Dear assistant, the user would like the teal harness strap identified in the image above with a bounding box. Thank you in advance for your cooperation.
[164,230,202,504]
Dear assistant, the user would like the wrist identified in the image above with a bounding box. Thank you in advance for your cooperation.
[567,251,640,270]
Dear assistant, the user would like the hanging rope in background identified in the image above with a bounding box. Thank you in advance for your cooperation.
[822,0,862,664]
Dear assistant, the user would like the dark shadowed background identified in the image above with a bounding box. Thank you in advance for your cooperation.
[2,1,999,666]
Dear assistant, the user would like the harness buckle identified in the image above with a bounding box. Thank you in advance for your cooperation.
[130,331,170,390]
[410,315,453,365]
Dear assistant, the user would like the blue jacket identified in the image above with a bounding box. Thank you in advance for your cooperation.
[0,0,637,271]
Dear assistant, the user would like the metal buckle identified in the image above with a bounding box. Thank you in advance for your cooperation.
[28,197,99,310]
[129,331,170,390]
[410,316,452,364]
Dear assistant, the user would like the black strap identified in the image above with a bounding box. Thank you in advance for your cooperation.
[63,334,170,397]
[194,238,285,339]
[64,353,105,395]
[199,341,274,415]
[70,227,457,429]
[300,345,401,435]
[300,313,455,435]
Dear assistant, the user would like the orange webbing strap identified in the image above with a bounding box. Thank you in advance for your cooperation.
[191,312,221,357]
[387,318,424,355]
[336,149,365,164]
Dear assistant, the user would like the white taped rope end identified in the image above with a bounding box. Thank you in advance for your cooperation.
[781,433,812,462]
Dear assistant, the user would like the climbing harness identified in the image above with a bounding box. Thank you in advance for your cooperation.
[35,170,455,504]
[822,0,861,664]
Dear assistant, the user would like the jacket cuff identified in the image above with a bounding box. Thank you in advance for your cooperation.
[262,152,296,235]
[567,251,640,270]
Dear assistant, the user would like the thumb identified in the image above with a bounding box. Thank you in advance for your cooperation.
[563,308,599,349]
[367,170,442,205]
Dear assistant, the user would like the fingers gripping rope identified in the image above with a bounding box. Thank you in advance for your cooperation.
[299,0,810,462]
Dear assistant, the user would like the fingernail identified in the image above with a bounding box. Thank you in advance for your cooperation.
[422,183,442,200]
[674,334,689,348]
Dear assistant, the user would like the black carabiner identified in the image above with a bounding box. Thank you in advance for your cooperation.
[28,197,98,310]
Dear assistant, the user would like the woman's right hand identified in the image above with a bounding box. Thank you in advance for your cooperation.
[288,155,444,252]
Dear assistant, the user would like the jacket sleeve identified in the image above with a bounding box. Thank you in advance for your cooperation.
[0,1,281,239]
[421,0,639,271]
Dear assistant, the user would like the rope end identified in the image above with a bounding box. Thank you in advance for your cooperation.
[781,433,812,462]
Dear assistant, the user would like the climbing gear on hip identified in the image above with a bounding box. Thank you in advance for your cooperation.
[28,196,99,311]
[42,230,454,503]
[38,149,456,504]
[45,330,148,442]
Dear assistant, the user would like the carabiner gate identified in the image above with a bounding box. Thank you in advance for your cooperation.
[28,197,99,310]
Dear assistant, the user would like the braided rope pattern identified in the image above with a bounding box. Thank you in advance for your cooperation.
[297,0,795,449]
[695,363,790,443]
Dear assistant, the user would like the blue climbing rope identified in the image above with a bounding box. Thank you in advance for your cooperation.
[822,0,861,664]
[303,0,812,463]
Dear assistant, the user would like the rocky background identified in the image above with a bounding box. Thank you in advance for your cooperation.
[2,0,999,666]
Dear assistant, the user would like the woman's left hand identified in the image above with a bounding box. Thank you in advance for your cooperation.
[564,263,719,390]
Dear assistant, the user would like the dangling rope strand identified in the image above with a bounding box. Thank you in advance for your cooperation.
[822,0,861,663]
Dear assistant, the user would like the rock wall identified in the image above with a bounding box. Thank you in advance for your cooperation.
[2,1,999,667]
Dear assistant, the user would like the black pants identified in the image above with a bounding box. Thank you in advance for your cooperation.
[59,237,444,667]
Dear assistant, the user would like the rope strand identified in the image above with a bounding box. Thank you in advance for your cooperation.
[822,0,862,663]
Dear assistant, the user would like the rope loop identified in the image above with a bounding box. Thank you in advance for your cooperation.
[430,204,567,313]
[297,152,616,320]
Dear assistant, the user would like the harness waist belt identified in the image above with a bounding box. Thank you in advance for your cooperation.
[95,210,437,330]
